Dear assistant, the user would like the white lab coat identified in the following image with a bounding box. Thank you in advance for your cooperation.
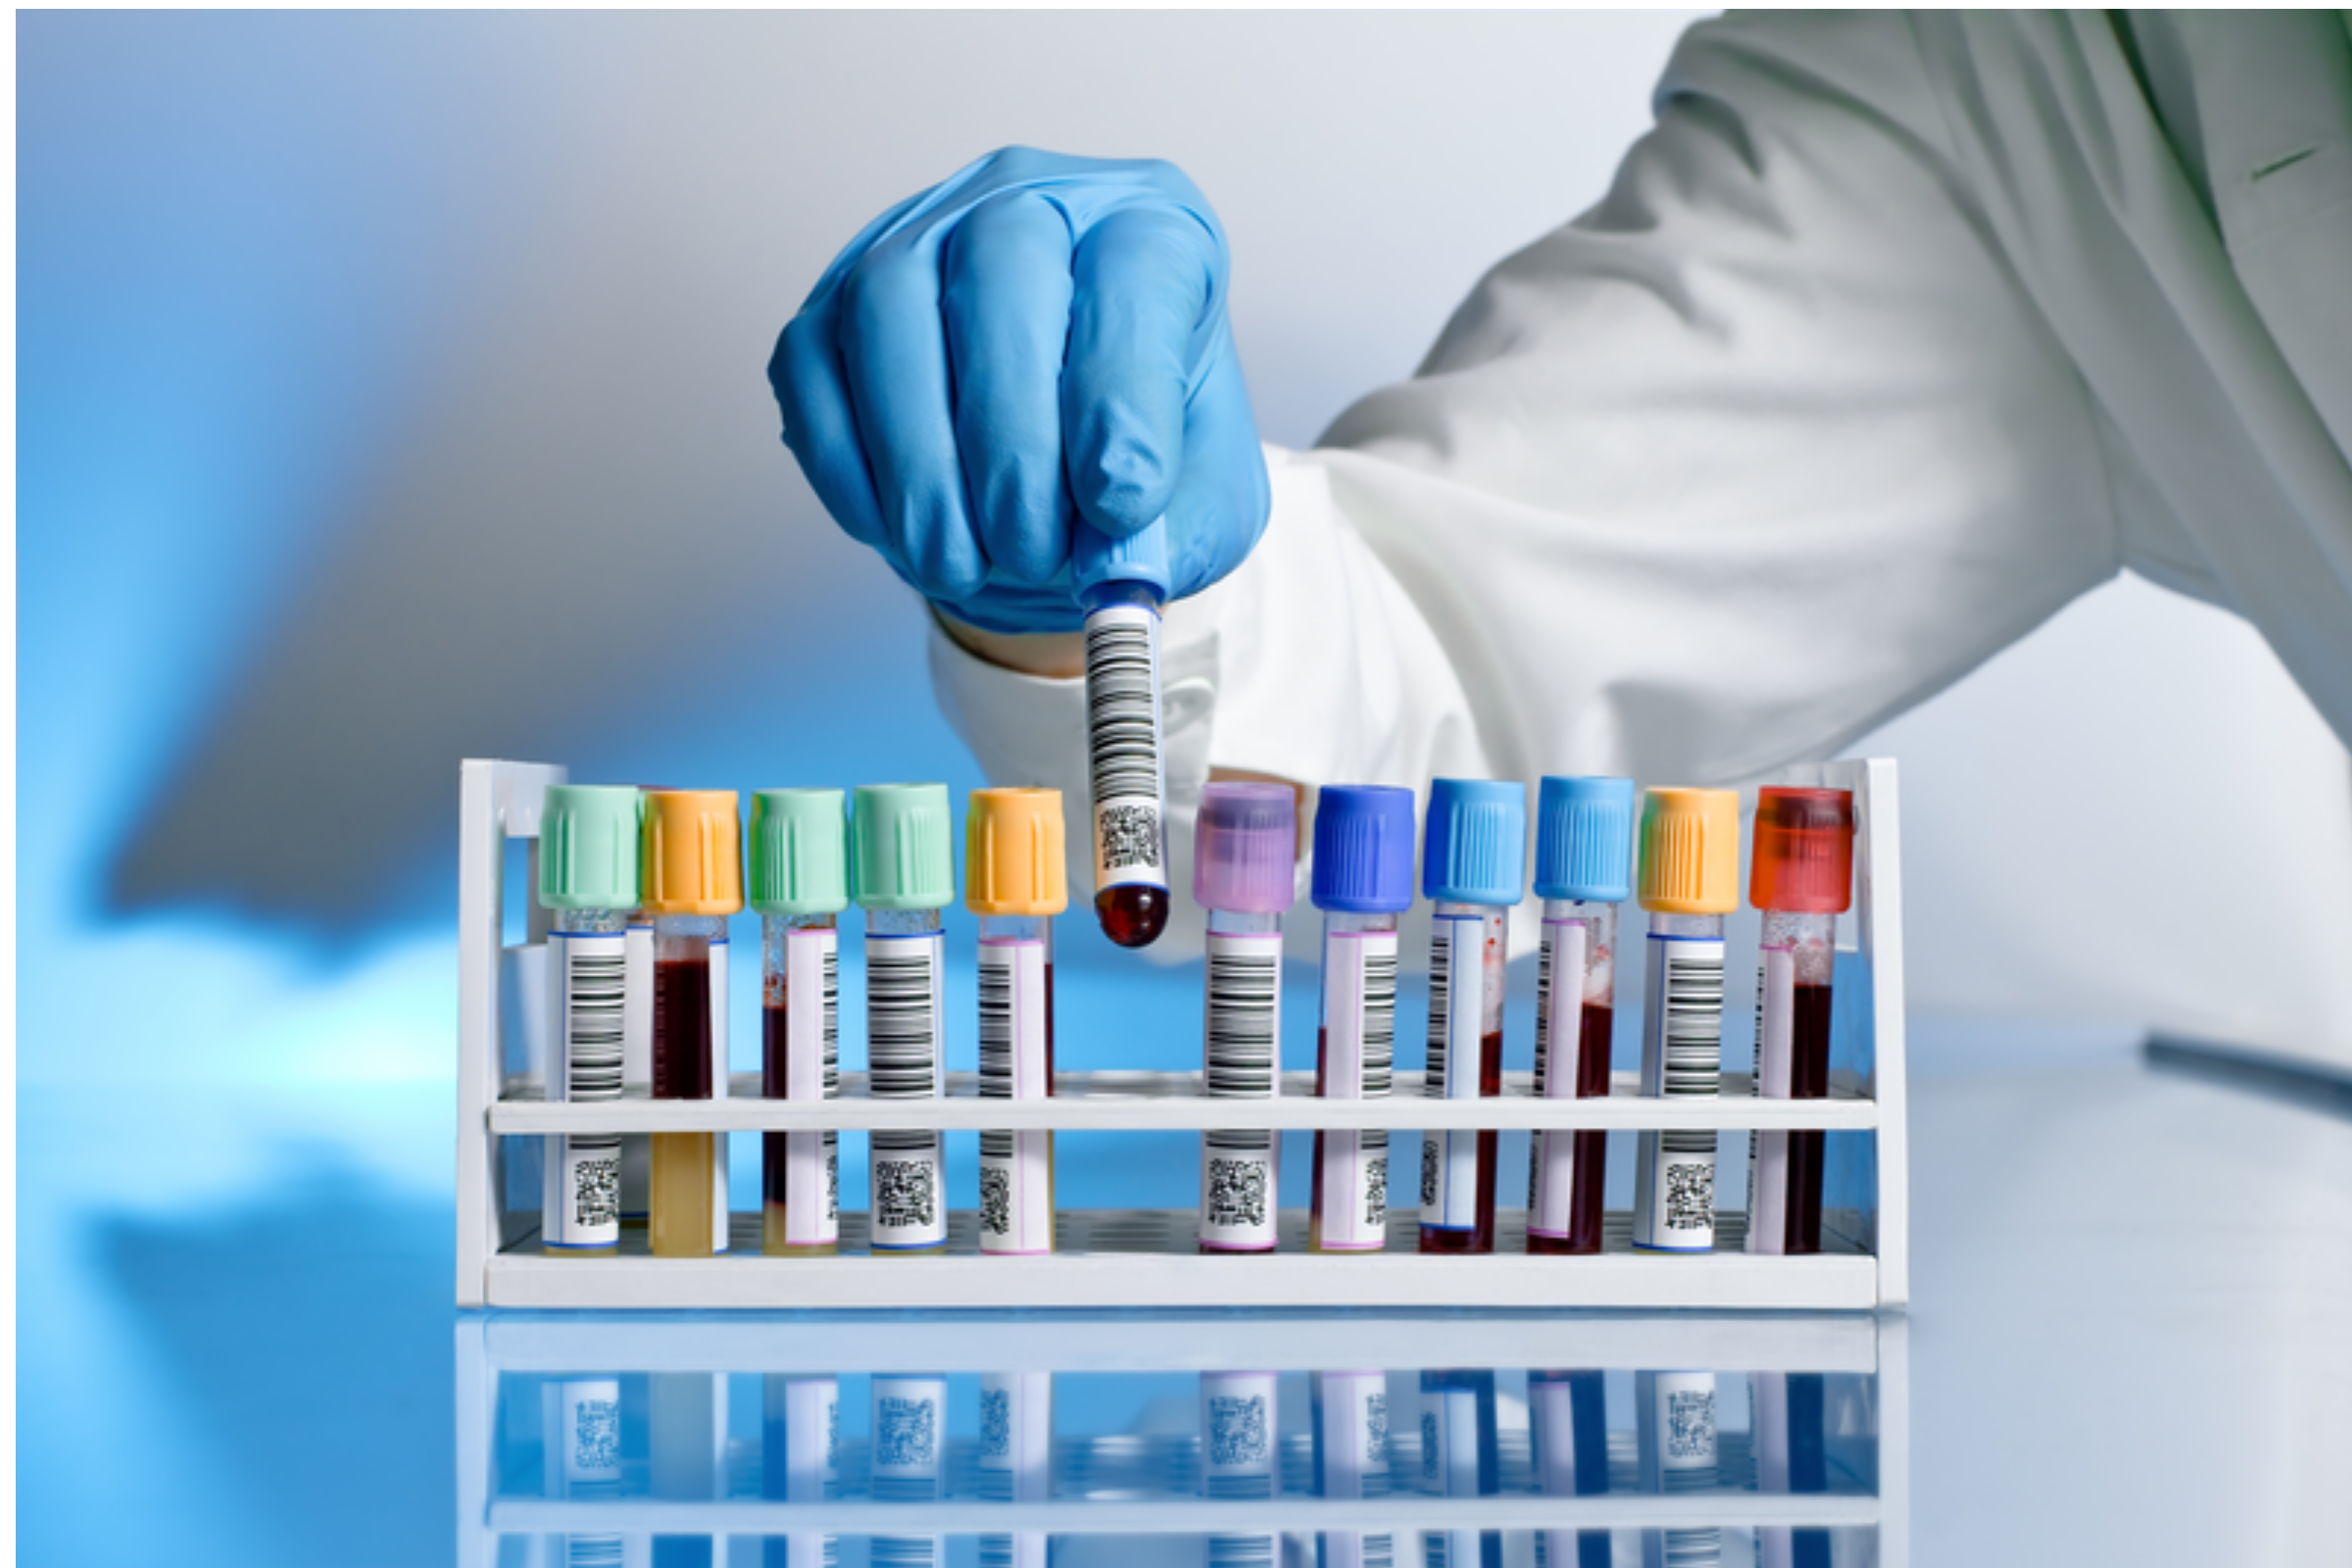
[929,14,2352,1041]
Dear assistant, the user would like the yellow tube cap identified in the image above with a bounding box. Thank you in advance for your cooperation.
[1637,787,1740,914]
[965,788,1067,917]
[640,789,745,916]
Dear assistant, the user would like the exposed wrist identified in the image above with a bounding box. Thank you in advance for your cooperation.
[933,609,1087,680]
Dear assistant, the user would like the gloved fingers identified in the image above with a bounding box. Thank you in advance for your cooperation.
[1063,204,1220,541]
[1163,340,1272,602]
[943,191,1078,588]
[838,234,989,604]
[769,298,887,553]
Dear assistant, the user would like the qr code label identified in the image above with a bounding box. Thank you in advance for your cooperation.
[824,1136,840,1222]
[1667,1388,1717,1461]
[875,1157,935,1231]
[1364,1155,1388,1228]
[875,1396,938,1469]
[1207,1156,1268,1229]
[980,1387,1010,1460]
[1208,1394,1269,1468]
[979,1165,1013,1240]
[573,1154,619,1230]
[573,1397,619,1473]
[1363,1392,1390,1462]
[1664,1160,1714,1232]
[1098,803,1160,873]
[1420,1139,1441,1208]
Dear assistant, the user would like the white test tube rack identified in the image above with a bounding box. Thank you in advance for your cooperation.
[457,757,1908,1311]
[456,1310,1909,1566]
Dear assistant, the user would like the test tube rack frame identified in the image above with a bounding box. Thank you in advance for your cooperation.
[457,757,1908,1311]
[458,1309,1908,1567]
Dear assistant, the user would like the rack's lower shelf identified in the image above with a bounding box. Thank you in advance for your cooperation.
[487,1207,1878,1310]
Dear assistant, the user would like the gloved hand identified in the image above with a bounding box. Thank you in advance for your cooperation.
[769,147,1270,635]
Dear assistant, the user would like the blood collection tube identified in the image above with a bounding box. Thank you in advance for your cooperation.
[1310,1370,1392,1568]
[1418,779,1526,1256]
[763,1373,840,1568]
[1201,1370,1279,1568]
[751,789,848,1258]
[1636,1370,1721,1568]
[1629,788,1737,1254]
[537,784,641,1255]
[1526,777,1635,1257]
[641,788,743,1258]
[1529,1368,1613,1568]
[622,895,655,1228]
[1750,1370,1833,1568]
[978,1371,1053,1568]
[1745,788,1856,1258]
[869,1375,947,1568]
[1418,1369,1501,1568]
[1075,520,1172,949]
[968,788,1065,1255]
[1195,783,1298,1254]
[854,784,955,1256]
[1305,786,1413,1254]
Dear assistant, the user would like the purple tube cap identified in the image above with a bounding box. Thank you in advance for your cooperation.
[1193,783,1298,913]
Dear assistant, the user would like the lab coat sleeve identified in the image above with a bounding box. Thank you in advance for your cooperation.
[928,12,2122,933]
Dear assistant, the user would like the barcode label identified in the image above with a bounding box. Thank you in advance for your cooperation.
[1200,1131,1275,1248]
[1204,933,1282,1096]
[866,933,944,1099]
[1422,914,1486,1232]
[1633,936,1723,1251]
[1318,929,1396,1250]
[1746,945,1796,1257]
[1422,1381,1484,1497]
[869,1541,943,1568]
[869,1132,944,1250]
[781,929,840,1250]
[1528,919,1588,1239]
[979,1128,1053,1254]
[552,1377,621,1489]
[1083,603,1168,888]
[1201,1373,1277,1490]
[977,934,1054,1250]
[547,933,625,1250]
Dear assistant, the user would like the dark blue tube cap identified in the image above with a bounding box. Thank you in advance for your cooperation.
[1422,778,1528,906]
[1535,776,1636,903]
[1310,785,1417,913]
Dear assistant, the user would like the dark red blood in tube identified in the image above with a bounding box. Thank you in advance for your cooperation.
[1095,884,1169,949]
[1419,1028,1504,1254]
[653,958,712,1100]
[1785,982,1835,1253]
[1528,1003,1614,1255]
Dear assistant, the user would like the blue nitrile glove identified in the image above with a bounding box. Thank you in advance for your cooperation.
[769,147,1270,635]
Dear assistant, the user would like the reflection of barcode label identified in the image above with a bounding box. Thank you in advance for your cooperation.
[1205,934,1281,1096]
[1084,604,1167,885]
[1203,1378,1275,1477]
[867,934,943,1099]
[1207,1539,1275,1568]
[869,1542,942,1568]
[549,933,625,1250]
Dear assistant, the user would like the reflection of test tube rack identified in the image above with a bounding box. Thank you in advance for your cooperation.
[461,757,1908,1311]
[762,1375,838,1568]
[868,1376,948,1568]
[1202,1372,1282,1568]
[1311,1371,1392,1568]
[980,1372,1054,1568]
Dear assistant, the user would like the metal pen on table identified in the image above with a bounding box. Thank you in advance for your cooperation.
[1527,776,1635,1257]
[1418,779,1527,1256]
[751,789,847,1258]
[1195,782,1298,1255]
[854,783,955,1256]
[537,783,641,1256]
[641,788,743,1258]
[1745,788,1855,1258]
[968,788,1065,1256]
[1629,788,1737,1254]
[1306,786,1414,1254]
[1075,519,1172,949]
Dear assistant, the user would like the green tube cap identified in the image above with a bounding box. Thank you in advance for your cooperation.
[852,783,955,910]
[539,785,643,910]
[750,789,850,915]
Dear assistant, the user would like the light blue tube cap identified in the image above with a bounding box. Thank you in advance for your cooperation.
[1535,776,1635,903]
[1072,516,1171,599]
[1422,778,1528,906]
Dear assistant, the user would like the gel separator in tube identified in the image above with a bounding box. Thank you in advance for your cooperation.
[1630,787,1738,1253]
[537,784,644,1255]
[968,787,1066,1255]
[751,789,848,1257]
[855,783,956,1255]
[1075,518,1172,948]
[1194,783,1298,1253]
[1306,785,1415,1253]
[1418,779,1527,1256]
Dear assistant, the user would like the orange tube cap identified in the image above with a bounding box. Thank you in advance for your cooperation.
[640,789,745,916]
[1637,787,1740,914]
[965,788,1068,917]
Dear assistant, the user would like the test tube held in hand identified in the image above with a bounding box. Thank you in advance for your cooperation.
[1195,783,1298,1254]
[1306,786,1414,1254]
[968,788,1066,1255]
[1745,788,1855,1257]
[855,784,956,1256]
[641,789,743,1258]
[537,784,642,1256]
[1527,777,1636,1256]
[751,789,848,1257]
[1418,779,1527,1256]
[1076,519,1172,948]
[1630,788,1738,1253]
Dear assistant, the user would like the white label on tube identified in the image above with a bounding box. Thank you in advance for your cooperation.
[979,939,1052,1254]
[1084,602,1169,892]
[1202,930,1282,1251]
[1314,1371,1388,1501]
[550,1377,623,1494]
[1747,944,1796,1257]
[771,1374,840,1568]
[1528,919,1589,1241]
[867,929,948,1251]
[545,931,626,1250]
[1318,929,1396,1250]
[783,928,840,1250]
[1530,1375,1579,1498]
[1421,913,1487,1234]
[978,1371,1054,1501]
[870,1377,946,1485]
[1633,935,1724,1251]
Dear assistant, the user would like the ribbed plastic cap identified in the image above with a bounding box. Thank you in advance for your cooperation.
[538,785,642,910]
[851,783,955,911]
[965,788,1068,917]
[1194,783,1298,913]
[1310,785,1417,913]
[1751,787,1855,914]
[1422,778,1528,906]
[1637,787,1740,915]
[749,789,849,915]
[1535,776,1635,903]
[640,789,745,916]
[1072,516,1171,598]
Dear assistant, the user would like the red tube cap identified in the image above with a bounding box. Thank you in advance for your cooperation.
[1750,788,1855,913]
